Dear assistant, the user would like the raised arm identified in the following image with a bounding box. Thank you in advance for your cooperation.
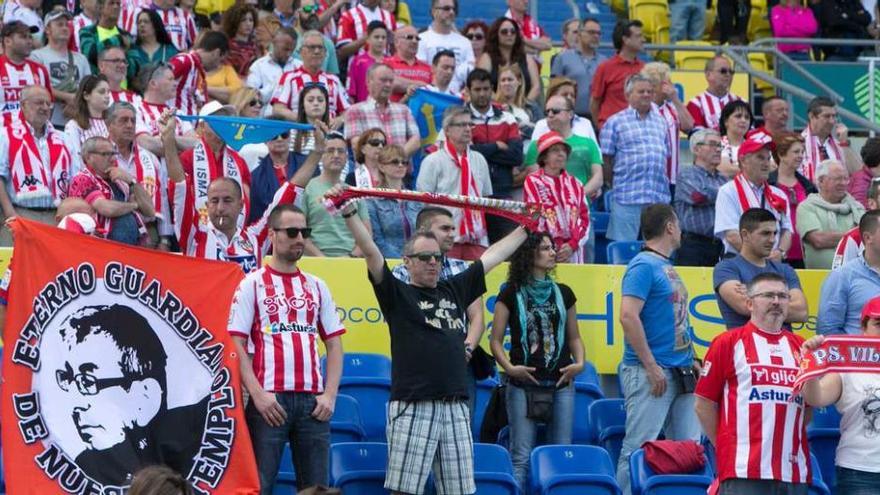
[338,193,385,282]
[159,111,186,184]
[290,123,327,188]
[479,225,528,273]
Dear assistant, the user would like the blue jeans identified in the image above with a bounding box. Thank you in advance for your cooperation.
[837,466,880,495]
[616,364,700,495]
[505,380,575,489]
[246,392,330,494]
[607,200,649,242]
[670,0,706,41]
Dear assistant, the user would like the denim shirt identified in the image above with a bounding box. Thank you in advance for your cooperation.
[817,255,880,335]
[367,197,422,259]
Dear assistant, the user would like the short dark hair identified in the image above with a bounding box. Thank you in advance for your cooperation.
[862,137,880,168]
[268,204,306,229]
[640,203,676,241]
[739,208,776,233]
[807,96,835,118]
[196,31,229,54]
[860,209,880,238]
[612,19,641,51]
[432,49,456,66]
[718,100,753,137]
[466,67,493,89]
[746,272,788,293]
[415,206,453,231]
[366,20,388,36]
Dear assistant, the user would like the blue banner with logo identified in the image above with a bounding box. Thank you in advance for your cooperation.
[177,114,314,150]
[406,89,463,176]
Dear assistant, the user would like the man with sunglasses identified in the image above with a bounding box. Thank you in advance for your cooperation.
[417,0,474,93]
[246,27,302,106]
[339,182,529,495]
[228,202,345,493]
[54,304,209,487]
[686,55,741,132]
[159,111,324,272]
[386,25,431,102]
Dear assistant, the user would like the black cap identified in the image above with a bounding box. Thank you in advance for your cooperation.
[1,20,40,38]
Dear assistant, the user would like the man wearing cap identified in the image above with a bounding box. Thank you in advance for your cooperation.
[417,106,492,260]
[696,271,811,495]
[0,21,53,125]
[0,85,73,246]
[714,130,793,257]
[160,115,324,270]
[32,9,92,130]
[818,210,880,335]
[2,0,43,42]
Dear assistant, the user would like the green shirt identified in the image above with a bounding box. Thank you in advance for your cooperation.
[524,133,602,185]
[302,176,368,256]
[796,193,865,269]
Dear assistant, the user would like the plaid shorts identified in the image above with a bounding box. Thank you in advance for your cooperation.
[384,399,476,495]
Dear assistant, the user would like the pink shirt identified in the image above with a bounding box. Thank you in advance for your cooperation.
[770,5,818,53]
[848,166,875,209]
[347,52,379,103]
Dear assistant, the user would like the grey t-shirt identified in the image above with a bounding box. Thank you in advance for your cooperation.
[30,47,91,128]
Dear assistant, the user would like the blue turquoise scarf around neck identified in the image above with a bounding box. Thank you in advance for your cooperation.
[515,277,566,370]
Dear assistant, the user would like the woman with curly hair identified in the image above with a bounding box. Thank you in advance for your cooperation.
[222,3,261,75]
[127,9,179,81]
[476,17,540,104]
[489,230,585,490]
[64,74,112,170]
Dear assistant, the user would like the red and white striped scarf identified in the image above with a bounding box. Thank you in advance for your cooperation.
[70,14,94,52]
[5,118,72,202]
[793,336,880,395]
[119,143,163,219]
[733,173,788,214]
[444,139,486,244]
[692,91,738,131]
[801,127,843,183]
[524,169,589,261]
[657,101,680,184]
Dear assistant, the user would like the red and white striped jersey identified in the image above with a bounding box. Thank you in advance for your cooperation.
[69,14,95,52]
[0,55,53,125]
[111,89,142,106]
[228,264,345,393]
[657,101,681,185]
[134,100,195,137]
[503,9,546,41]
[171,179,301,271]
[167,51,207,116]
[117,0,152,34]
[695,322,811,485]
[145,7,197,51]
[336,4,396,52]
[800,127,844,184]
[270,67,350,118]
[832,226,862,270]
[686,91,740,131]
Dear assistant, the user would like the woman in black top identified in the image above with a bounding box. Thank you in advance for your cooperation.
[489,231,585,490]
[476,17,541,106]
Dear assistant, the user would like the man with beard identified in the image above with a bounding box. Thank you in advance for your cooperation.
[228,202,345,493]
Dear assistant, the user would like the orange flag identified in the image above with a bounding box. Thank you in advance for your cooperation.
[1,219,259,494]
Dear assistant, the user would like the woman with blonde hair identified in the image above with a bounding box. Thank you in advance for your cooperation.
[640,61,694,186]
[366,144,421,257]
[494,64,536,139]
[230,86,265,118]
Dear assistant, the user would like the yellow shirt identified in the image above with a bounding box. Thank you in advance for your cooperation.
[206,64,243,92]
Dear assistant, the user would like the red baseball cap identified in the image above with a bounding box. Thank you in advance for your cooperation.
[536,131,571,160]
[861,296,880,324]
[737,129,775,161]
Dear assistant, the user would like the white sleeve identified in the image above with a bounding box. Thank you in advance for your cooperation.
[63,122,84,172]
[228,276,256,339]
[713,185,740,238]
[317,278,345,339]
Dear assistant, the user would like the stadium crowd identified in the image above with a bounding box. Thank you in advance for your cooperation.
[1,0,880,492]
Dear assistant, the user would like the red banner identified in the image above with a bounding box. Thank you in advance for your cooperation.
[1,219,259,494]
[792,335,880,394]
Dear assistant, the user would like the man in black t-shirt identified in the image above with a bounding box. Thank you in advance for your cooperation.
[340,195,528,495]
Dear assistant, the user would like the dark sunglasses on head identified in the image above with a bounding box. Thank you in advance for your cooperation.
[366,138,386,147]
[273,227,312,238]
[407,251,442,262]
[466,32,484,40]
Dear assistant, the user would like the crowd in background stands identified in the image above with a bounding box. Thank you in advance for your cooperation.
[4,0,880,493]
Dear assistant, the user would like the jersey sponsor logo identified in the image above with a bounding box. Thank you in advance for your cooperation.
[262,321,318,335]
[225,254,257,273]
[700,360,712,377]
[751,365,798,387]
[4,86,22,103]
[748,386,804,404]
[261,292,319,316]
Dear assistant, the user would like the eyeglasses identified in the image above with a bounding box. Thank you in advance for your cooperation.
[499,28,516,35]
[273,227,312,238]
[545,107,569,115]
[400,34,419,40]
[716,68,735,75]
[366,138,386,147]
[582,29,601,35]
[447,121,474,128]
[90,151,116,157]
[750,291,791,301]
[465,32,484,40]
[301,4,319,13]
[302,43,325,51]
[698,141,723,149]
[434,5,455,11]
[382,159,407,166]
[248,99,262,107]
[56,362,135,396]
[273,131,290,140]
[407,251,442,262]
[103,58,128,65]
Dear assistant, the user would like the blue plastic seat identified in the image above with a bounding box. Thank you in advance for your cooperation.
[271,447,296,495]
[591,212,610,235]
[574,362,604,444]
[607,241,644,265]
[809,453,831,495]
[338,377,391,442]
[807,407,840,493]
[473,443,519,495]
[629,447,713,495]
[329,442,388,494]
[331,393,367,443]
[530,445,622,495]
[323,352,392,379]
[603,190,614,211]
[473,377,499,439]
[589,399,627,467]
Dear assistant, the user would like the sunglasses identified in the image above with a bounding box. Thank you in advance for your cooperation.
[273,227,312,238]
[466,32,484,40]
[382,159,406,166]
[716,68,735,75]
[407,251,442,262]
[273,131,291,140]
[248,99,261,107]
[366,138,386,147]
[401,34,418,40]
[545,107,569,115]
[434,5,455,11]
